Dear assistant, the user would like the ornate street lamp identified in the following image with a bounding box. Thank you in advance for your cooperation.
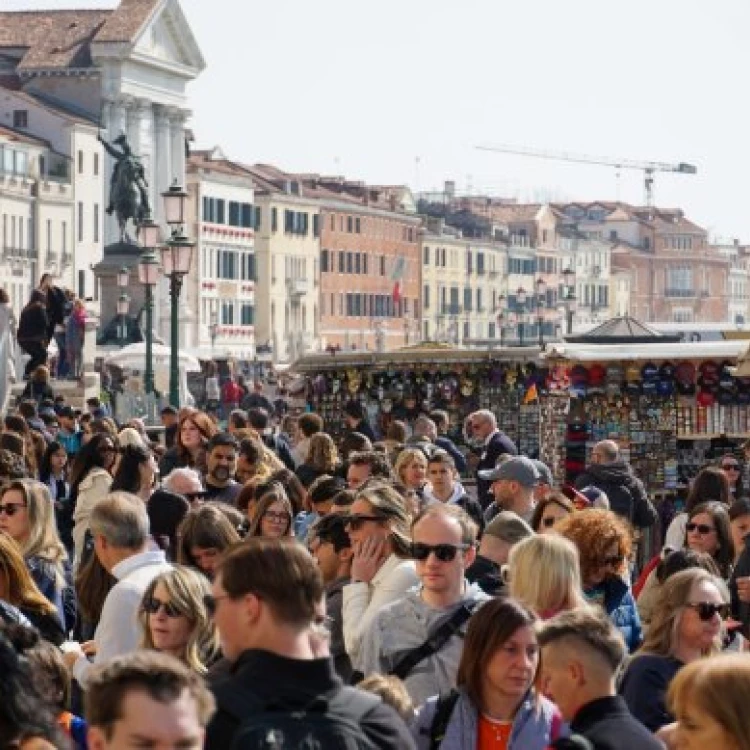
[116,267,129,347]
[536,277,547,347]
[160,182,194,407]
[137,247,160,395]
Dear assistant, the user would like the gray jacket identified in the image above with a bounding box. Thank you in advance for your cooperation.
[358,582,489,706]
[412,688,562,750]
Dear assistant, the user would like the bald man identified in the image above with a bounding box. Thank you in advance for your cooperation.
[574,440,656,528]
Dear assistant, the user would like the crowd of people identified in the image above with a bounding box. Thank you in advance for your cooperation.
[2,375,750,750]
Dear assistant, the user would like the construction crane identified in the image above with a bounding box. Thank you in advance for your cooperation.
[476,143,697,207]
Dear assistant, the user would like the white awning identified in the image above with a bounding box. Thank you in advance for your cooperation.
[542,340,750,363]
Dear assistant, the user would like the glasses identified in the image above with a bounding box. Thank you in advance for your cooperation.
[686,523,716,535]
[203,593,231,616]
[722,464,740,471]
[686,602,731,621]
[595,555,624,568]
[0,503,26,517]
[541,517,557,528]
[344,513,387,531]
[141,596,182,618]
[411,542,471,562]
[184,491,206,501]
[264,511,291,523]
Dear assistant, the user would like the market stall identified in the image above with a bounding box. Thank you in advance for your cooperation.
[291,344,545,459]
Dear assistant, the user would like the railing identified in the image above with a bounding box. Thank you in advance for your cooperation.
[287,278,310,296]
[664,288,696,298]
[440,304,462,315]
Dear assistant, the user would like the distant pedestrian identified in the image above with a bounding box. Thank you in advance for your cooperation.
[64,298,86,380]
[17,290,49,378]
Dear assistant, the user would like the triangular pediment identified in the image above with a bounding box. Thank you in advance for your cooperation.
[131,0,205,74]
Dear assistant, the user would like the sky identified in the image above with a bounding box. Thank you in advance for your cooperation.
[6,0,750,241]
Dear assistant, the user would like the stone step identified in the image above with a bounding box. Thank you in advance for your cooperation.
[10,373,101,411]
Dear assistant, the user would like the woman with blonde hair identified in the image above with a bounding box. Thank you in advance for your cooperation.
[138,566,220,674]
[0,532,64,644]
[295,433,339,488]
[507,533,587,619]
[393,447,428,494]
[0,480,71,629]
[620,568,728,732]
[668,653,750,750]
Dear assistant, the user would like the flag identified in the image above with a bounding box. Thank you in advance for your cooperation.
[391,255,406,304]
[522,382,538,404]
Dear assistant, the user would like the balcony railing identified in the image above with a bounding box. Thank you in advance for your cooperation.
[664,288,696,298]
[287,278,310,297]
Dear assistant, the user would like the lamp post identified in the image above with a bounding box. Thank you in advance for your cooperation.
[516,287,527,347]
[137,215,161,396]
[159,182,194,408]
[536,277,547,347]
[116,267,130,347]
[209,312,218,355]
[562,267,576,335]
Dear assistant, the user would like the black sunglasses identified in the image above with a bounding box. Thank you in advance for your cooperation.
[411,542,471,562]
[595,555,624,568]
[687,522,716,535]
[203,593,231,616]
[686,602,730,621]
[0,503,26,517]
[722,463,740,471]
[343,513,387,531]
[142,596,182,618]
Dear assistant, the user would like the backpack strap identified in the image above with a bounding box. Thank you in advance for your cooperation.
[428,690,460,750]
[390,602,477,680]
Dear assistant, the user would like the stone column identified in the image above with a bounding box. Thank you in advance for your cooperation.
[153,104,172,225]
[169,109,187,189]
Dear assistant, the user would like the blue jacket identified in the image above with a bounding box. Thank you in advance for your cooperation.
[588,576,642,652]
[412,688,562,750]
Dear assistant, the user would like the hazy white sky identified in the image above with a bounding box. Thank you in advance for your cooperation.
[6,0,750,240]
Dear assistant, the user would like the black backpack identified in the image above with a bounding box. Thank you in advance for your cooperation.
[215,681,382,750]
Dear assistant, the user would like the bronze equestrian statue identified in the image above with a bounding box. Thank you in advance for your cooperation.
[98,132,151,243]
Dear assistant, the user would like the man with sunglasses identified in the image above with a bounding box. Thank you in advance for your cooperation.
[358,504,487,705]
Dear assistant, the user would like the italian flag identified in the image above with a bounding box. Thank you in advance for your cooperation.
[391,256,406,304]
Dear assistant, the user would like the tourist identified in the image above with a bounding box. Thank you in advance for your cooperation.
[111,444,159,502]
[295,432,339,488]
[70,433,116,569]
[558,509,642,651]
[619,568,728,732]
[728,498,750,565]
[465,510,533,596]
[538,608,663,750]
[240,379,274,413]
[85,651,215,750]
[176,504,241,580]
[17,290,49,378]
[393,447,429,496]
[532,459,555,501]
[719,452,744,499]
[342,481,417,669]
[138,566,220,674]
[412,597,562,750]
[343,399,377,442]
[480,456,540,523]
[507,533,587,619]
[530,492,575,533]
[346,449,394,489]
[246,486,294,539]
[574,439,657,528]
[203,433,241,505]
[56,406,82,458]
[422,449,484,530]
[204,539,414,749]
[21,365,55,404]
[248,407,295,469]
[292,412,324,467]
[430,409,468,474]
[683,500,735,580]
[294,474,345,541]
[64,298,86,380]
[64,492,172,688]
[359,504,487,704]
[159,411,217,478]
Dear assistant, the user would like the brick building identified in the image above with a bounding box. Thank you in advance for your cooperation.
[318,181,421,351]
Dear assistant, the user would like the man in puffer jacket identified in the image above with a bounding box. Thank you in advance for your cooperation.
[574,440,657,528]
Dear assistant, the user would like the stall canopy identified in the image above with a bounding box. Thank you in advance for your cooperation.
[565,315,681,345]
[542,340,748,363]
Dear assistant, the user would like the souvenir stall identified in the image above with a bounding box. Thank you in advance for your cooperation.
[291,345,545,458]
[540,326,750,559]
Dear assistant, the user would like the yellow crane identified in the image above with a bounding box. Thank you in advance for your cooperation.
[476,143,697,207]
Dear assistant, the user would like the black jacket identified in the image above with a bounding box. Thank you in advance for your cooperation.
[17,302,48,343]
[730,534,750,635]
[261,433,295,470]
[205,649,415,750]
[476,431,518,509]
[349,419,377,443]
[569,695,664,750]
[435,435,467,474]
[465,554,505,596]
[574,461,657,528]
[619,654,682,732]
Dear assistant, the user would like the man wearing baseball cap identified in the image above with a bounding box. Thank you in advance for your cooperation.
[532,459,555,502]
[479,456,540,524]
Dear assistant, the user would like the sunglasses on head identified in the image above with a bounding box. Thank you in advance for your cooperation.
[411,542,471,562]
[686,522,716,535]
[686,602,730,621]
[141,596,182,618]
[344,513,387,531]
[0,503,26,517]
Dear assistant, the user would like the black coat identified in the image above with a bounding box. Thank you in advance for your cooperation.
[475,431,518,508]
[17,302,48,343]
[465,554,505,597]
[205,649,415,750]
[569,695,664,750]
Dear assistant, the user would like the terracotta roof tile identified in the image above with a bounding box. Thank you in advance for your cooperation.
[93,0,160,43]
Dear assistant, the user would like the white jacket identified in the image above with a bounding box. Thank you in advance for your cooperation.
[72,467,112,569]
